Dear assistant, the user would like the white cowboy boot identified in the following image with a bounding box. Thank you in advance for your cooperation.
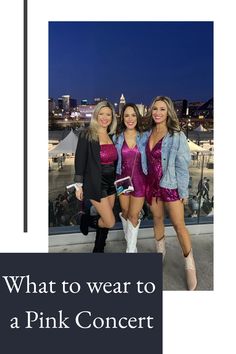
[155,236,166,261]
[184,249,197,291]
[126,219,140,253]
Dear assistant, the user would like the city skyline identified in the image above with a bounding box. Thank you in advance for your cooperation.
[49,21,213,105]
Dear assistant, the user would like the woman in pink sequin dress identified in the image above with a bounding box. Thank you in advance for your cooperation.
[146,96,197,290]
[113,103,149,253]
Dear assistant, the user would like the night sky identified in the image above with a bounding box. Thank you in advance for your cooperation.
[49,21,213,105]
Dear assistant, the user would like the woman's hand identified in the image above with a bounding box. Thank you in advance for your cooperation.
[75,186,83,201]
[181,198,188,205]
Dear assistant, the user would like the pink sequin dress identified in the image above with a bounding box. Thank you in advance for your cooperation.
[116,140,146,197]
[100,144,117,165]
[146,137,180,205]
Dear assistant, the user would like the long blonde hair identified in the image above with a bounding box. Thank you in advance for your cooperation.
[146,96,180,134]
[87,101,117,141]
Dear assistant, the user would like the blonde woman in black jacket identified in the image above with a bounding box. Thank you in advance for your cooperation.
[74,101,117,252]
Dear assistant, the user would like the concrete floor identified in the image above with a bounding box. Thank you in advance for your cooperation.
[49,231,213,291]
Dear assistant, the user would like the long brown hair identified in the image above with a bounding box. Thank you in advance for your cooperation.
[116,103,143,136]
[146,96,181,135]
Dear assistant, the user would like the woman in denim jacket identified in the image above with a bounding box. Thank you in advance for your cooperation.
[146,96,197,290]
[113,103,149,252]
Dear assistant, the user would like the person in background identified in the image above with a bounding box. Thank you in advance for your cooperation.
[145,96,197,290]
[113,103,149,252]
[74,101,117,252]
[191,196,199,217]
[197,176,207,197]
[202,178,210,200]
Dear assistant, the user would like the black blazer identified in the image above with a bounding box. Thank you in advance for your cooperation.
[74,130,113,202]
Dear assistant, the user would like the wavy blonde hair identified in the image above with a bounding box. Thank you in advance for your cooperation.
[87,101,117,141]
[146,96,180,134]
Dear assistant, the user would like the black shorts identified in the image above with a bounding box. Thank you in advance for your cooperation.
[101,164,116,198]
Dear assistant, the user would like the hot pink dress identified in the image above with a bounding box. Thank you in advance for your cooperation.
[100,144,117,164]
[116,140,146,197]
[146,137,180,205]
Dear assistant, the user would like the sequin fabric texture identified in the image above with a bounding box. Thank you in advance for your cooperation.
[146,137,179,204]
[117,140,146,197]
[100,144,118,165]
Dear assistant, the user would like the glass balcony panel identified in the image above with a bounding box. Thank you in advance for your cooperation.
[49,139,213,234]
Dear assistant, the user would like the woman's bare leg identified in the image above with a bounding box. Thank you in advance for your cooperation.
[165,200,191,256]
[90,196,116,229]
[127,196,145,226]
[149,198,165,240]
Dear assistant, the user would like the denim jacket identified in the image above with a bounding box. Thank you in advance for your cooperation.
[113,131,149,175]
[159,131,191,199]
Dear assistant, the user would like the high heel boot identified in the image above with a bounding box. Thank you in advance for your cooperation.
[126,219,140,253]
[155,236,166,261]
[184,248,197,291]
[80,214,99,235]
[93,227,109,253]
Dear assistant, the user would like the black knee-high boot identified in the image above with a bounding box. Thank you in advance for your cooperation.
[93,228,109,253]
[80,214,99,235]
